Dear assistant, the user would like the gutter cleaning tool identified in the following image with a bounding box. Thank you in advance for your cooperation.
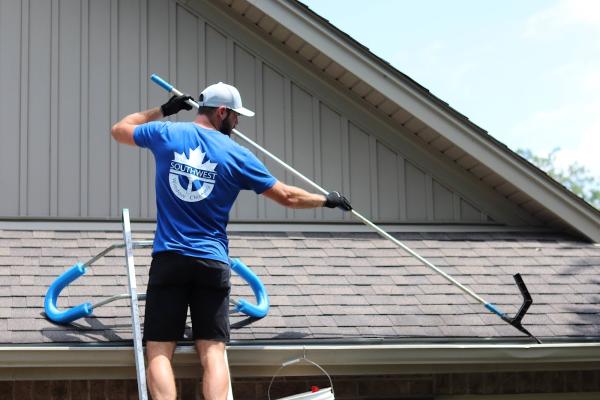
[151,74,542,344]
[268,356,335,400]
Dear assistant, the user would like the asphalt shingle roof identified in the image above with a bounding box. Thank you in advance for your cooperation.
[1,229,599,345]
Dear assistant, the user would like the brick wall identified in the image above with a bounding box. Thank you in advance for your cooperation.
[0,370,599,399]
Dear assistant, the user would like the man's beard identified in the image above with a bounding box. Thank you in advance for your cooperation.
[219,116,233,136]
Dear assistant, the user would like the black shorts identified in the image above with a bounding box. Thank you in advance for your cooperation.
[143,251,231,343]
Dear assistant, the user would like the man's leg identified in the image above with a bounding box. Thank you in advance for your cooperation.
[195,339,229,400]
[146,340,177,400]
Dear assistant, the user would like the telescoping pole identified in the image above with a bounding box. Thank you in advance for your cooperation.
[150,74,541,344]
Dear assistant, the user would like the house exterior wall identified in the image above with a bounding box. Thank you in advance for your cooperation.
[1,370,599,399]
[0,0,535,225]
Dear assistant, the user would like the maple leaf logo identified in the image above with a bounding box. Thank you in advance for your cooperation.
[168,146,218,202]
[173,147,217,172]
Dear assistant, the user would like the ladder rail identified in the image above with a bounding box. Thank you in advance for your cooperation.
[122,209,148,400]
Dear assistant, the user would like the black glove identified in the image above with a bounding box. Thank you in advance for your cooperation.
[160,94,193,117]
[324,191,352,211]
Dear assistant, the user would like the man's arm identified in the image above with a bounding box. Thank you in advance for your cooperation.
[262,181,325,209]
[111,107,162,146]
[262,181,352,211]
[110,94,193,146]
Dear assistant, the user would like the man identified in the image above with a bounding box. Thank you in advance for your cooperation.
[111,81,351,400]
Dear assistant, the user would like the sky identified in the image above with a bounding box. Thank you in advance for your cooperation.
[300,0,600,177]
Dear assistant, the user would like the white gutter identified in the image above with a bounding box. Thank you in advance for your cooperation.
[1,342,599,380]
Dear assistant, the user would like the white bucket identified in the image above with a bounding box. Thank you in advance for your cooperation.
[268,357,335,400]
[274,387,334,400]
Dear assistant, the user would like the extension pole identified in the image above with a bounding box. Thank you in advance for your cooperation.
[150,74,540,343]
[230,129,487,305]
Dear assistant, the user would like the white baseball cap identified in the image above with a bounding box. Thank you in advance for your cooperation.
[198,82,255,117]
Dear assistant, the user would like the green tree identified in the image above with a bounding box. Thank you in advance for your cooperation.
[517,148,600,210]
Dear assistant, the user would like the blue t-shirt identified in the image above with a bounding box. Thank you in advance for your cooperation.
[134,121,277,264]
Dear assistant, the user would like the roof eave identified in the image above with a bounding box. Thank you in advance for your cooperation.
[1,342,599,380]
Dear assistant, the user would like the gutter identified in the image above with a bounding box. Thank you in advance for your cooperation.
[1,342,599,380]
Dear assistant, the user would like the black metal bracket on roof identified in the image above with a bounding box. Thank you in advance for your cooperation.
[486,274,542,344]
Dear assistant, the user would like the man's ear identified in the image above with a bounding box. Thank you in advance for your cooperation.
[216,106,228,119]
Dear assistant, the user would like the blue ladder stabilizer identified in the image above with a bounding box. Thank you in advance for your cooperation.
[44,263,93,324]
[230,258,270,318]
[45,258,270,324]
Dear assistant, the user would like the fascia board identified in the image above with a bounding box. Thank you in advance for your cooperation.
[230,342,600,370]
[246,0,600,241]
[1,343,599,379]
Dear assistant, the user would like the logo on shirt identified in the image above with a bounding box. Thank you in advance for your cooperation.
[169,146,218,202]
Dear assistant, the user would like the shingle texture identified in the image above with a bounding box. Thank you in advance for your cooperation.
[1,229,599,344]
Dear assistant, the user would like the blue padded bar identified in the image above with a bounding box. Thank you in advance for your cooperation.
[485,302,507,318]
[230,258,270,318]
[150,74,173,92]
[44,263,93,324]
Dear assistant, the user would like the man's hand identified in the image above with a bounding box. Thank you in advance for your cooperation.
[160,94,194,117]
[324,191,352,211]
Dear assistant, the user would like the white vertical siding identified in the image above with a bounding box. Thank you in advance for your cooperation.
[175,4,200,123]
[319,104,344,222]
[205,25,227,84]
[290,84,316,221]
[27,0,52,216]
[116,0,143,215]
[405,162,428,221]
[57,0,82,217]
[0,0,489,223]
[348,124,372,218]
[88,0,111,217]
[232,44,259,220]
[146,0,170,218]
[262,65,286,220]
[79,0,90,217]
[433,180,455,221]
[0,0,22,215]
[376,142,401,220]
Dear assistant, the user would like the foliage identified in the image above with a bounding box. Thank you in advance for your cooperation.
[517,148,600,210]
